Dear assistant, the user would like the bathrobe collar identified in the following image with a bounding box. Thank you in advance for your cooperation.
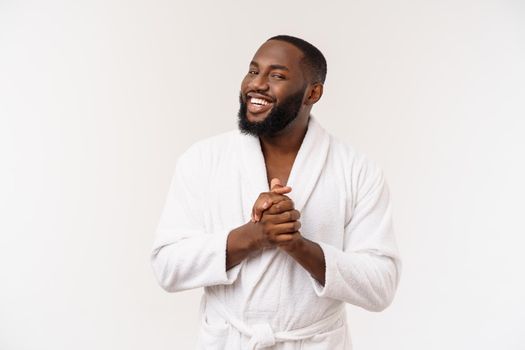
[238,116,331,222]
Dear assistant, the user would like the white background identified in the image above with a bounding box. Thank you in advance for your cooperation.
[1,0,524,349]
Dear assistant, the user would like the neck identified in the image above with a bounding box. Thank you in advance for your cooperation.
[259,114,310,156]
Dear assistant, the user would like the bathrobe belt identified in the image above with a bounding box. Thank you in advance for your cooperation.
[204,294,345,349]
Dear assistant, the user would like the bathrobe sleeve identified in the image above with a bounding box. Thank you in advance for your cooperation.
[150,145,242,292]
[310,158,401,312]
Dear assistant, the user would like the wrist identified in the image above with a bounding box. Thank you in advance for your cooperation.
[281,235,306,254]
[237,222,261,253]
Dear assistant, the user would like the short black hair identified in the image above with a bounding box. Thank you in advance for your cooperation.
[267,35,327,84]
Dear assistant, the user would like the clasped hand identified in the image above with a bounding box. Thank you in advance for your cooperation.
[249,178,303,251]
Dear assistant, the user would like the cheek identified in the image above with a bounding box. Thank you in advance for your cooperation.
[272,86,288,101]
[241,76,250,90]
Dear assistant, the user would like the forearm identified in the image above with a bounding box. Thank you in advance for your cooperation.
[282,237,326,286]
[226,223,257,270]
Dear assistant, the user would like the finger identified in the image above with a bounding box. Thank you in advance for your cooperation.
[270,220,301,235]
[272,209,300,224]
[272,186,292,195]
[270,178,282,190]
[253,193,289,222]
[270,178,292,194]
[252,198,271,222]
[274,232,301,243]
[265,200,295,215]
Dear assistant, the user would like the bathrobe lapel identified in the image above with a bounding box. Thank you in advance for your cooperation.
[285,116,330,213]
[238,116,330,220]
[239,131,269,224]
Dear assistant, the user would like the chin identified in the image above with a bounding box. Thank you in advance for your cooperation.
[247,112,270,123]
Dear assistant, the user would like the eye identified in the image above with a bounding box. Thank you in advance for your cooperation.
[248,69,258,75]
[271,74,285,80]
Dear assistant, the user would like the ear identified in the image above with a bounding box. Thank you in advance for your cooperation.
[305,83,323,105]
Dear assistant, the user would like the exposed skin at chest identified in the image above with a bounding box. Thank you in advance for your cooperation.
[265,167,291,188]
[264,154,296,188]
[260,135,301,189]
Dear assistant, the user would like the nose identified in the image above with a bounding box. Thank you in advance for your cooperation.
[248,73,269,92]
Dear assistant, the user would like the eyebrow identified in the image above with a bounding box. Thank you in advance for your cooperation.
[250,61,290,71]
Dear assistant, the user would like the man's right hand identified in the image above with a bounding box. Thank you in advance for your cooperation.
[248,197,301,249]
[251,178,292,222]
[226,179,301,269]
[248,178,301,249]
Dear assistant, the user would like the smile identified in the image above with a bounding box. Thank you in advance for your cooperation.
[246,93,274,116]
[247,98,273,115]
[250,97,270,106]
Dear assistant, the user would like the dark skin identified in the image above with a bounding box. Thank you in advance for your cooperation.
[226,40,326,285]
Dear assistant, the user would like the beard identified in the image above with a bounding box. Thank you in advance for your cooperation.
[237,87,306,137]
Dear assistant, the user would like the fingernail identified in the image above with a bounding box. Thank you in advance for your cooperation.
[262,201,269,209]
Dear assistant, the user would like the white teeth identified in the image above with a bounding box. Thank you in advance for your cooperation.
[250,97,270,106]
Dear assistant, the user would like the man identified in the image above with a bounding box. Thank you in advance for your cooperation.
[151,35,400,349]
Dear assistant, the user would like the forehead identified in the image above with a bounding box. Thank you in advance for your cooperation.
[251,40,304,72]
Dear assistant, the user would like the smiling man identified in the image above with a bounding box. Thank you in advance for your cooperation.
[151,35,401,349]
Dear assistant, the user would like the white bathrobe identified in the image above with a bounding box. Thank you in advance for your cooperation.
[151,116,401,349]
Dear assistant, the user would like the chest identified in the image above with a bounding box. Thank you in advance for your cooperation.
[264,154,296,187]
[265,163,293,187]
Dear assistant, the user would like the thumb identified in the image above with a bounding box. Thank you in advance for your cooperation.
[270,178,292,194]
[270,178,282,190]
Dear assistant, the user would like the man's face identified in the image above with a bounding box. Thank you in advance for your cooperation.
[238,40,308,137]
